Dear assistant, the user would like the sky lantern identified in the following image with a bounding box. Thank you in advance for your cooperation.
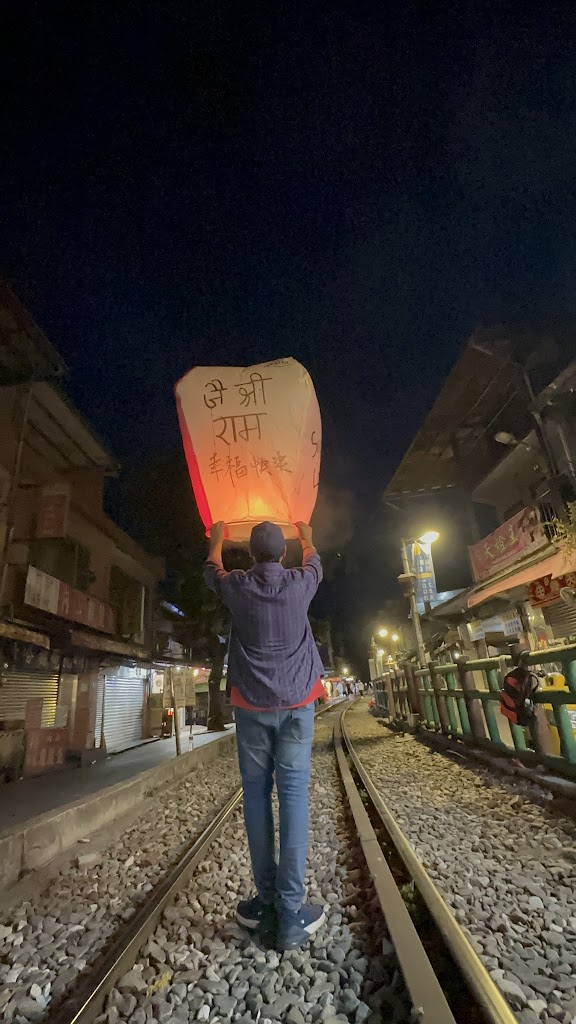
[175,358,322,542]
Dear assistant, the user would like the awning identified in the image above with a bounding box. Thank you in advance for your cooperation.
[468,548,576,608]
[69,629,151,661]
[0,620,51,649]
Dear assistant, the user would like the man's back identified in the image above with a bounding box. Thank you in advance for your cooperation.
[203,526,324,709]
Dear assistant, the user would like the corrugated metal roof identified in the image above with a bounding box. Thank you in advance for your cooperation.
[385,333,529,495]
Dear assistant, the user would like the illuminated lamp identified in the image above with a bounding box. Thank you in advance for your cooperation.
[175,358,321,542]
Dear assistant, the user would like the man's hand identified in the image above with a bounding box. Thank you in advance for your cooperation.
[295,522,313,547]
[208,521,226,562]
[210,521,226,545]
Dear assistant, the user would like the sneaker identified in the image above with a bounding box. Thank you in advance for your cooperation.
[277,903,326,950]
[236,896,275,931]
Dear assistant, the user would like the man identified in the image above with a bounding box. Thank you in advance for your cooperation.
[203,519,326,951]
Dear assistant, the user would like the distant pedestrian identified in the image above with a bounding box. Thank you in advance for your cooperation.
[204,520,326,950]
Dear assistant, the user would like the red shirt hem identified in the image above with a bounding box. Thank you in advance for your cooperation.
[230,678,326,711]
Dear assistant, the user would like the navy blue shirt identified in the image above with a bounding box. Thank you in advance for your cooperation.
[203,550,324,709]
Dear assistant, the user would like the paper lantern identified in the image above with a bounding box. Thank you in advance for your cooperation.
[175,358,321,542]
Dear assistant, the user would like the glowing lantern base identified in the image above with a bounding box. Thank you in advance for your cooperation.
[175,358,322,543]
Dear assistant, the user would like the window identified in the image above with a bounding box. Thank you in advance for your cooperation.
[109,566,145,640]
[29,538,94,591]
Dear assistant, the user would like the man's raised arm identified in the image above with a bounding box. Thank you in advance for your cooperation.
[203,521,229,595]
[295,521,323,592]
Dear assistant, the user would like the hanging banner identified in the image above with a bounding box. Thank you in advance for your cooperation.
[407,541,438,610]
[175,358,321,542]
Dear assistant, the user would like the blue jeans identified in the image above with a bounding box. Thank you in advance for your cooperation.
[234,704,314,912]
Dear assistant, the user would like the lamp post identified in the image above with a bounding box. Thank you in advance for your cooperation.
[398,531,439,670]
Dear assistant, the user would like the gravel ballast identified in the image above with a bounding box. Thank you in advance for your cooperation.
[346,702,576,1024]
[102,716,410,1024]
[0,715,411,1024]
[0,747,241,1021]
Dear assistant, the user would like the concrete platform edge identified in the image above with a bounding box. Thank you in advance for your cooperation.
[0,732,236,892]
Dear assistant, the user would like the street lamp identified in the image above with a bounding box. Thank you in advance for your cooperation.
[398,531,439,669]
[391,633,399,643]
[418,531,439,546]
[378,628,388,638]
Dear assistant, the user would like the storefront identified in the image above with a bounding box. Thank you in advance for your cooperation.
[0,639,60,728]
[94,664,149,754]
[528,572,576,644]
[465,608,526,656]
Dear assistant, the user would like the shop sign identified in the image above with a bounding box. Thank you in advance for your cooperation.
[501,609,523,636]
[36,483,70,539]
[469,508,548,583]
[25,566,115,635]
[467,610,523,641]
[528,572,576,608]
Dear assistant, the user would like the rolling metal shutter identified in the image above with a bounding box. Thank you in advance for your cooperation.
[0,670,60,727]
[94,673,105,748]
[102,672,146,753]
[543,601,576,641]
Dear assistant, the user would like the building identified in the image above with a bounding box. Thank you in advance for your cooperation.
[386,327,576,658]
[0,285,165,779]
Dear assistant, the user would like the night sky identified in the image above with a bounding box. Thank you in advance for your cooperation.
[3,3,576,659]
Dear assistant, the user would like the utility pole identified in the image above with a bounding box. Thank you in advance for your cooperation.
[398,539,428,669]
[169,667,182,757]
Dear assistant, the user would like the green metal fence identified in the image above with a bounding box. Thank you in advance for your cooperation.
[371,643,576,780]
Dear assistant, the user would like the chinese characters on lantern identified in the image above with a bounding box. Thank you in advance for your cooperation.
[209,448,297,487]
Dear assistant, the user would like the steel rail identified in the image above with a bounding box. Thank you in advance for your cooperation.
[340,703,517,1024]
[333,711,457,1024]
[46,786,244,1024]
[45,700,342,1024]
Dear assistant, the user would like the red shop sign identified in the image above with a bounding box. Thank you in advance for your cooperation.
[469,509,547,583]
[528,572,576,608]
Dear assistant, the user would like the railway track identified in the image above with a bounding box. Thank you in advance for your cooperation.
[37,702,516,1024]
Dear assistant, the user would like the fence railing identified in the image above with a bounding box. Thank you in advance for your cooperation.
[371,644,576,779]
